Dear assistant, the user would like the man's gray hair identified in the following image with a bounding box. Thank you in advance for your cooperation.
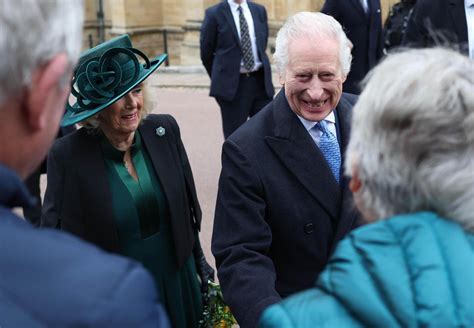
[0,0,84,106]
[345,48,474,231]
[273,12,352,78]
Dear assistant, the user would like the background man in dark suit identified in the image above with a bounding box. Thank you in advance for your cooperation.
[0,0,168,325]
[402,0,473,58]
[321,0,383,94]
[383,0,417,52]
[200,0,274,138]
[212,12,360,328]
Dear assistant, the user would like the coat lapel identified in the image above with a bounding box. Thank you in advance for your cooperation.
[350,0,367,19]
[139,119,183,232]
[265,90,341,221]
[248,3,263,55]
[77,131,120,251]
[222,1,240,45]
[140,120,178,205]
[449,0,469,43]
[139,117,196,267]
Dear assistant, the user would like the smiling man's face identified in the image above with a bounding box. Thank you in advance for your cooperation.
[281,35,346,122]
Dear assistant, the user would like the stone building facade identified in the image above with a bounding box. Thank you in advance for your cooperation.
[83,0,399,66]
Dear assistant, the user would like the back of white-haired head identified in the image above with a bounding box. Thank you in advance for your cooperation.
[0,0,84,106]
[273,12,352,78]
[346,48,474,231]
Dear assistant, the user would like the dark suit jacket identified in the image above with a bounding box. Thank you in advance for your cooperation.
[200,0,274,101]
[0,165,169,327]
[212,90,360,328]
[322,0,383,94]
[41,114,201,268]
[402,0,469,55]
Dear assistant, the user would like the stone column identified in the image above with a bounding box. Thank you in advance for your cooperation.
[83,0,112,49]
[180,1,206,65]
[103,0,185,65]
[107,0,161,59]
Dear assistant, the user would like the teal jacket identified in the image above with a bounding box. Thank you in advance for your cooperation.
[259,212,474,327]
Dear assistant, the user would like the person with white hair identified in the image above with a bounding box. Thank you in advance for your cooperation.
[259,47,474,327]
[212,12,360,328]
[0,1,169,326]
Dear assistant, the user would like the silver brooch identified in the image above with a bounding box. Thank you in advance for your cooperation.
[155,126,166,137]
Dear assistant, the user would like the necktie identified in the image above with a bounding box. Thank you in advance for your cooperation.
[316,120,341,183]
[238,6,255,71]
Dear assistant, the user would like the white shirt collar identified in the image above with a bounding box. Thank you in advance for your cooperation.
[228,0,248,11]
[466,0,474,7]
[297,111,336,132]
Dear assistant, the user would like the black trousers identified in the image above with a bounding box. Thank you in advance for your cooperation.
[216,69,272,139]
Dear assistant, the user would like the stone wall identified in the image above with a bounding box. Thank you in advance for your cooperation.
[84,0,399,65]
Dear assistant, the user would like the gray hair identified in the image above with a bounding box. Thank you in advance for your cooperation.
[80,81,155,131]
[345,48,474,231]
[273,12,352,78]
[0,0,84,106]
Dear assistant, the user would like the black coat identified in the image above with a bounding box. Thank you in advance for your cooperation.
[41,114,201,268]
[322,0,384,94]
[402,0,469,55]
[212,90,360,328]
[200,0,274,101]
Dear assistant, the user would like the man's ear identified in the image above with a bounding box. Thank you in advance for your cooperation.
[23,53,70,131]
[279,73,285,86]
[341,74,347,83]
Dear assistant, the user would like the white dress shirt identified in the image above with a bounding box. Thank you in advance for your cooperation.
[297,112,337,147]
[227,0,262,72]
[360,0,369,14]
[465,0,474,58]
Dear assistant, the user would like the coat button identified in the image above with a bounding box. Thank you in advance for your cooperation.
[304,223,314,234]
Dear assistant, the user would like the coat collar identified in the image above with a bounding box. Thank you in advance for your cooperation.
[223,1,241,45]
[265,89,341,220]
[350,0,368,19]
[139,117,197,267]
[449,0,469,43]
[139,119,180,223]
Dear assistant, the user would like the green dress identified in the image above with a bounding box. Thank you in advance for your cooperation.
[100,131,203,328]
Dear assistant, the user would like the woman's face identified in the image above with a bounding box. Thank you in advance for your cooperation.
[98,84,144,136]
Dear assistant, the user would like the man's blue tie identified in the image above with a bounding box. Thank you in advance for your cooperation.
[316,120,341,183]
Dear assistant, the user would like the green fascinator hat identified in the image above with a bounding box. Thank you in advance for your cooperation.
[62,34,167,126]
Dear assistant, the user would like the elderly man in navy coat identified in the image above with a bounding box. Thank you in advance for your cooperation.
[212,12,360,328]
[0,1,168,326]
[402,0,472,58]
[321,0,384,94]
[200,0,274,138]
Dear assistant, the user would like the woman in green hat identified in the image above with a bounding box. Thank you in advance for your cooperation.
[41,34,213,328]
